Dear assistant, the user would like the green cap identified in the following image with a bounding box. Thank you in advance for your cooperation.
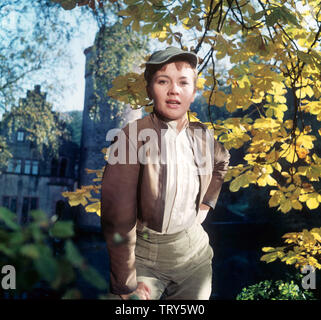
[145,46,198,68]
[144,46,198,82]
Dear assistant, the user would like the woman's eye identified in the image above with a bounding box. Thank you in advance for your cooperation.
[158,80,167,84]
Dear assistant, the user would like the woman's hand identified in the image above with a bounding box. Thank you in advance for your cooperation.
[199,203,210,211]
[119,282,151,300]
[197,203,210,224]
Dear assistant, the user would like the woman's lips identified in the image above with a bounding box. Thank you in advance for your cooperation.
[166,100,181,108]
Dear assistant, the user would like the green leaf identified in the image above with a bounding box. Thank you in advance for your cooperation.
[30,210,48,223]
[20,244,39,259]
[260,251,279,263]
[251,10,265,21]
[266,8,281,27]
[62,289,82,299]
[29,224,45,242]
[279,6,300,27]
[51,260,75,289]
[297,51,314,65]
[0,243,14,257]
[65,240,84,267]
[50,221,74,238]
[79,265,108,290]
[0,207,20,230]
[34,246,58,282]
[8,231,26,246]
[229,173,249,192]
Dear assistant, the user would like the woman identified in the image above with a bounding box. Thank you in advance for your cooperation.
[101,46,230,300]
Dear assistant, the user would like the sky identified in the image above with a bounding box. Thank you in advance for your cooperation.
[47,8,99,114]
[0,4,98,118]
[1,1,316,120]
[0,2,219,118]
[55,25,98,113]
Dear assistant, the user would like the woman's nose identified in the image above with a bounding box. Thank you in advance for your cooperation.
[168,83,179,95]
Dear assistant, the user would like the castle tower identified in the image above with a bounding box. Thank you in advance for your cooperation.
[78,25,143,229]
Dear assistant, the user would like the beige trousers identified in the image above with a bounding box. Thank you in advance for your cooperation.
[135,222,214,300]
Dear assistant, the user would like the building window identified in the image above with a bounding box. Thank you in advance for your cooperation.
[21,197,29,225]
[2,196,9,208]
[59,158,67,177]
[50,157,68,177]
[17,131,25,142]
[7,159,14,172]
[51,158,59,176]
[21,197,38,224]
[30,197,38,210]
[7,159,22,174]
[21,160,39,175]
[31,161,39,175]
[14,159,21,173]
[10,198,17,213]
[2,196,17,213]
[24,160,31,174]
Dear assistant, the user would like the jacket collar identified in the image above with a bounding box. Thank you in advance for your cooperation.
[150,110,200,132]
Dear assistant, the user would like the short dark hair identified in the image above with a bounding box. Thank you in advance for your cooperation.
[145,56,198,88]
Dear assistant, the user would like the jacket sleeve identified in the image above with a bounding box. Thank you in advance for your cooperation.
[202,138,230,210]
[100,130,140,295]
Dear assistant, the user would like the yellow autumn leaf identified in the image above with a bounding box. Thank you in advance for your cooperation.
[262,247,277,252]
[291,200,303,210]
[296,134,316,149]
[62,186,94,207]
[282,252,298,265]
[281,144,298,163]
[302,85,314,98]
[311,228,321,242]
[188,112,201,122]
[151,27,168,40]
[144,105,153,113]
[85,201,101,216]
[269,193,282,207]
[204,90,227,107]
[229,173,250,192]
[196,77,206,90]
[279,199,292,213]
[260,251,279,263]
[306,197,319,210]
[182,17,191,29]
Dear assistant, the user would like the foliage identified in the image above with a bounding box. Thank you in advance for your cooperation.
[79,0,321,214]
[85,22,147,124]
[62,169,103,216]
[64,111,83,146]
[55,0,321,271]
[0,135,12,172]
[0,206,107,299]
[0,0,79,112]
[0,85,71,162]
[51,0,105,11]
[190,94,231,123]
[236,278,315,300]
[261,227,321,269]
[0,0,97,168]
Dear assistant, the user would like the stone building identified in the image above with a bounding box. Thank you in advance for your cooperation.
[77,26,143,229]
[0,26,143,230]
[0,85,79,224]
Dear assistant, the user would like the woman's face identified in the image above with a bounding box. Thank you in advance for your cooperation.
[148,61,196,123]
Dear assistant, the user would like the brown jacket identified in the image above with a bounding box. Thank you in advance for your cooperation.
[101,112,230,295]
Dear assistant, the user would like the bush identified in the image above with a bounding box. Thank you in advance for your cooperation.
[0,207,107,299]
[236,278,315,300]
